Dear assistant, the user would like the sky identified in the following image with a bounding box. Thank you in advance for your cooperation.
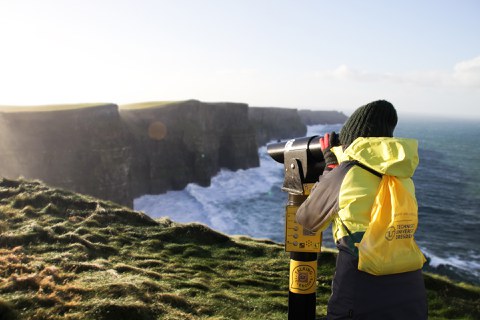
[0,0,479,118]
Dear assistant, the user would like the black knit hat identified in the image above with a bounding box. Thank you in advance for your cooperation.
[339,100,398,147]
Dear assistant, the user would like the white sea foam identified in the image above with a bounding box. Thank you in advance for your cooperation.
[134,144,286,236]
[421,248,480,284]
[422,248,480,272]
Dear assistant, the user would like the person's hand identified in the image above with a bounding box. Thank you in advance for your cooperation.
[320,132,340,169]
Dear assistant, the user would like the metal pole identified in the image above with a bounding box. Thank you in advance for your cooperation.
[287,193,318,320]
[266,136,324,320]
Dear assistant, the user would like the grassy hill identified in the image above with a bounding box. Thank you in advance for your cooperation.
[0,178,478,320]
[119,101,185,110]
[0,103,113,113]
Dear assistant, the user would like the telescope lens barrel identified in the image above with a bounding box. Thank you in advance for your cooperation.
[267,136,324,164]
[267,135,326,191]
[266,141,286,163]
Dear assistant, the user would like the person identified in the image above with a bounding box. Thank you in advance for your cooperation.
[296,100,428,319]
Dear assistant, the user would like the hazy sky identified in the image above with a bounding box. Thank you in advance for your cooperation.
[1,0,479,118]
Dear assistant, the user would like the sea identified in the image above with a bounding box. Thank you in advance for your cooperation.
[135,118,480,286]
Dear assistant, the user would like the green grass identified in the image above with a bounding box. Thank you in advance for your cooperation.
[0,178,478,319]
[0,103,113,113]
[119,100,194,110]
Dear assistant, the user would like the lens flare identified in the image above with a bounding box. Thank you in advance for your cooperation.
[148,121,167,140]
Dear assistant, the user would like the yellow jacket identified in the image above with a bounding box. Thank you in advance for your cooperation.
[296,137,419,251]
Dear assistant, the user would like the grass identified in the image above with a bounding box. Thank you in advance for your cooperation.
[0,103,114,113]
[0,178,478,319]
[119,100,195,110]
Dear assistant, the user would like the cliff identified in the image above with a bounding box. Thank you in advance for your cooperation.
[248,107,307,146]
[298,109,348,125]
[0,101,345,207]
[0,101,259,206]
[0,104,134,207]
[119,100,259,198]
[0,178,478,320]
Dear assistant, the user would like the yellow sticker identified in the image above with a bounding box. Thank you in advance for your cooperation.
[303,183,315,196]
[285,205,322,253]
[289,260,317,294]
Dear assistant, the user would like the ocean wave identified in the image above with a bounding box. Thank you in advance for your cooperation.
[422,248,480,284]
[424,248,480,270]
[134,143,286,235]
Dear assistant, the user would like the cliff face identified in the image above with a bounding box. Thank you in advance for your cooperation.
[248,107,307,146]
[120,100,259,198]
[298,110,347,125]
[0,101,343,207]
[0,101,259,206]
[0,104,134,206]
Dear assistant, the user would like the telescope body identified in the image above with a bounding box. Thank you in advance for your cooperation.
[267,136,325,194]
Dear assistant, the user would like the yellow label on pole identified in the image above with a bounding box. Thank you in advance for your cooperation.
[285,205,322,253]
[289,260,317,294]
[303,183,315,196]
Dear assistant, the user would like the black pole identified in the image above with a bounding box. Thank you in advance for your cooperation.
[288,252,318,319]
[287,193,318,320]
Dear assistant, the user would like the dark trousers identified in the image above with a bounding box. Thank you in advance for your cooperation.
[327,250,428,320]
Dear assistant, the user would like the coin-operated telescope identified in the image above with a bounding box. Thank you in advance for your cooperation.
[267,136,325,320]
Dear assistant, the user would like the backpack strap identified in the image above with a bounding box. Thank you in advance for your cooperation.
[335,216,361,256]
[336,161,382,255]
[351,160,382,178]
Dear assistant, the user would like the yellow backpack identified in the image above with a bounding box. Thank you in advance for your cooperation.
[355,174,426,275]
